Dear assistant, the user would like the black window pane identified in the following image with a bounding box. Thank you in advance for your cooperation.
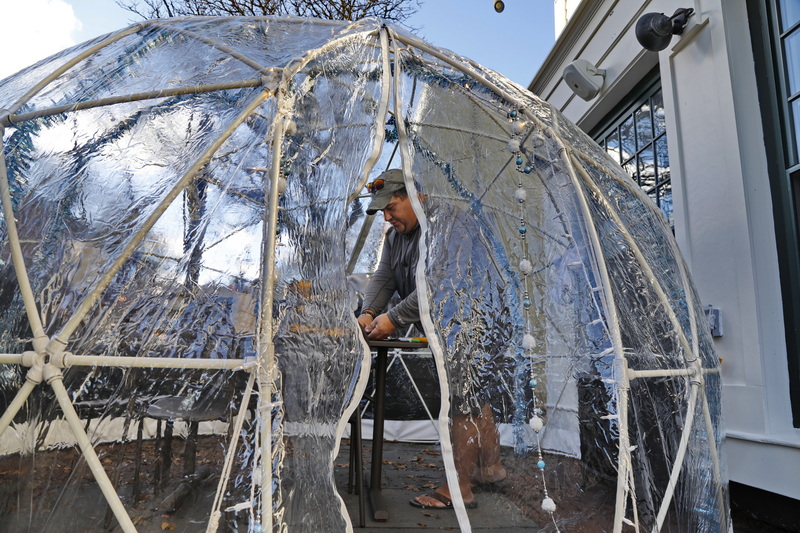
[606,130,621,164]
[623,158,637,182]
[638,146,656,191]
[780,0,800,32]
[635,102,654,147]
[659,182,673,228]
[647,186,658,206]
[784,29,800,96]
[652,91,666,136]
[620,116,636,161]
[656,135,670,186]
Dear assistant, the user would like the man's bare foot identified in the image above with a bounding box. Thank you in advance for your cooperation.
[410,489,477,509]
[473,463,507,484]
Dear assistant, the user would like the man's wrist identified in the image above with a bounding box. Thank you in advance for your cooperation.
[360,309,376,319]
[387,311,403,328]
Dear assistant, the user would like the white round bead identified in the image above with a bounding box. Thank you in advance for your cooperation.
[507,139,520,153]
[514,188,527,203]
[542,497,556,513]
[522,333,536,349]
[519,259,533,275]
[529,415,543,432]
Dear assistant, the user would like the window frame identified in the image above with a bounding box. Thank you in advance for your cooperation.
[747,0,800,427]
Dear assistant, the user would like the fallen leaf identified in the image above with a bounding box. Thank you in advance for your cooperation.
[161,521,175,530]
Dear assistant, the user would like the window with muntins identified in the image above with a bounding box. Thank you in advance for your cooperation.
[748,0,800,426]
[593,82,672,229]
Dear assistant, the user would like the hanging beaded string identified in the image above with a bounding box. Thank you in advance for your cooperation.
[507,108,560,532]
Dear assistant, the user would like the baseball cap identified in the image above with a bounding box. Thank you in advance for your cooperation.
[365,169,406,215]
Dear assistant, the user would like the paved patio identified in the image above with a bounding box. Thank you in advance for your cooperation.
[335,439,540,532]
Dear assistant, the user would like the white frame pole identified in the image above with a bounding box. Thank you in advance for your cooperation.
[0,127,47,352]
[47,366,137,532]
[256,77,289,532]
[1,78,266,127]
[556,146,633,533]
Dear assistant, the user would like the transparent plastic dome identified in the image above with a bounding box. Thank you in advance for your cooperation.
[0,16,730,532]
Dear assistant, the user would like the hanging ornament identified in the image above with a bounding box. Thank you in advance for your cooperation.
[522,333,536,349]
[504,106,558,528]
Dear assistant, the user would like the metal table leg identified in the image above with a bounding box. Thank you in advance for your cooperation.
[368,346,389,522]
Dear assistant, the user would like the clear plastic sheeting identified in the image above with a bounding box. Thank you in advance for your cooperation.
[0,15,730,533]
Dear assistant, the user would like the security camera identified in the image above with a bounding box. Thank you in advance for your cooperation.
[562,59,606,101]
[494,1,504,13]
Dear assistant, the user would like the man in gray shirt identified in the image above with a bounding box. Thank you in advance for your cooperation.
[357,169,507,511]
[358,169,421,339]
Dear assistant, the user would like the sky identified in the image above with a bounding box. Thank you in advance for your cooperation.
[0,0,555,87]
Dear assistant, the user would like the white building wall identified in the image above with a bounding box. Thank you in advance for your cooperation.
[532,0,800,500]
[554,0,583,35]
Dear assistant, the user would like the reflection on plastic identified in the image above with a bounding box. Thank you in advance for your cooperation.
[0,15,729,533]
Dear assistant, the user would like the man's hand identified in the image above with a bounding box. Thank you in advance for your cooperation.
[357,313,373,331]
[362,313,397,340]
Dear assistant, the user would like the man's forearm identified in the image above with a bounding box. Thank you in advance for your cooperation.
[361,265,395,316]
[387,289,420,328]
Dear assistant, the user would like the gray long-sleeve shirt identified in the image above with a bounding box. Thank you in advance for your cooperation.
[361,224,421,329]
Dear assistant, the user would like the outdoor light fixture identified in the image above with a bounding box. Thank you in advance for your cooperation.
[494,1,504,13]
[635,7,694,52]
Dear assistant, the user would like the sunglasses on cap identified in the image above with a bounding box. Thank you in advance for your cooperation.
[366,179,385,193]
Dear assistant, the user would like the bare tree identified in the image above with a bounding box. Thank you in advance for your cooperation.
[117,0,421,22]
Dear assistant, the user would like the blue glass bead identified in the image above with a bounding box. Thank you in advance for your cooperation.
[523,299,532,308]
[509,110,518,118]
[519,225,527,235]
[524,166,532,174]
[529,378,537,388]
[537,460,545,469]
[516,156,523,166]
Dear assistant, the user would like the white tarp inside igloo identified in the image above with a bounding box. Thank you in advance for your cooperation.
[0,15,730,533]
